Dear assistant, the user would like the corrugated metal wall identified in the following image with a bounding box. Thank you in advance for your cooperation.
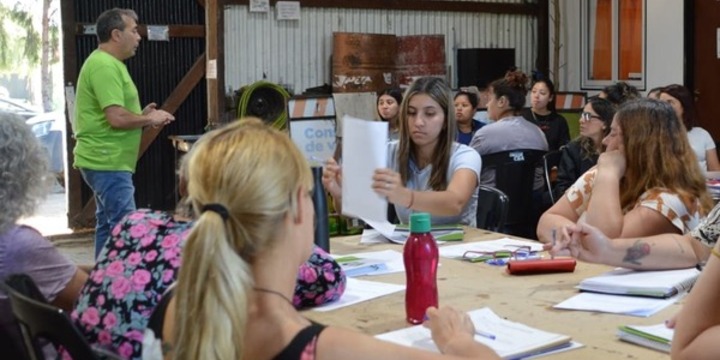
[224,4,537,94]
[73,1,207,211]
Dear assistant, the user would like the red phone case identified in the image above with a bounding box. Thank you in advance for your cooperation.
[506,258,577,275]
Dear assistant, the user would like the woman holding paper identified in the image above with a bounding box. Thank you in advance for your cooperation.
[323,77,482,226]
[143,118,499,359]
[537,99,712,243]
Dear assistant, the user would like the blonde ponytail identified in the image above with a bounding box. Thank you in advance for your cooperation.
[173,211,252,359]
[170,117,313,359]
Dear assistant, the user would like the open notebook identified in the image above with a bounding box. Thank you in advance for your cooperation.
[617,323,673,353]
[376,308,575,359]
[577,267,700,298]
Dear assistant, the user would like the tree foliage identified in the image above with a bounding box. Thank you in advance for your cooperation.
[0,1,58,73]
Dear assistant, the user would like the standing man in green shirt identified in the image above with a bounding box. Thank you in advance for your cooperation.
[73,8,175,258]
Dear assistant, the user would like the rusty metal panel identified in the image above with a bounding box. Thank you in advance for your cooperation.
[225,5,536,93]
[331,32,397,93]
[396,35,446,88]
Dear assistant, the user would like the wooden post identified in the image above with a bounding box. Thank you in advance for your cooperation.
[206,0,220,129]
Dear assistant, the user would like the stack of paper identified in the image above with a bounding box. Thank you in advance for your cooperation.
[361,220,464,244]
[577,268,700,298]
[312,278,404,312]
[554,292,680,317]
[394,224,464,242]
[617,323,673,353]
[555,267,699,317]
[376,308,579,359]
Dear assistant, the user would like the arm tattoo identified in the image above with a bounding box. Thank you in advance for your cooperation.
[622,239,651,265]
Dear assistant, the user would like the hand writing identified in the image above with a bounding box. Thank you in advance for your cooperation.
[423,306,475,353]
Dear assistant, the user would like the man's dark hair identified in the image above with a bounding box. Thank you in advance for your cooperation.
[96,8,138,43]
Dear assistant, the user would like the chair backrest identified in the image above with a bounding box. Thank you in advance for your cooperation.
[543,150,564,204]
[2,274,118,360]
[476,185,509,232]
[481,149,546,237]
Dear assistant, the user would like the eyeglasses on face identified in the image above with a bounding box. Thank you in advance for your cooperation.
[580,112,603,123]
[461,245,536,265]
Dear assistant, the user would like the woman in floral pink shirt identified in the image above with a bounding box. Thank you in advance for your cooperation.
[72,208,345,359]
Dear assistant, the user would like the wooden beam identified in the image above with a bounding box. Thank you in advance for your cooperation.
[216,1,226,122]
[61,0,89,229]
[223,0,538,15]
[536,0,549,77]
[206,0,221,128]
[74,24,205,38]
[138,53,207,158]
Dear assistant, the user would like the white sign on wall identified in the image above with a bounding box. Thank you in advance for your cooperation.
[276,1,300,20]
[289,119,336,162]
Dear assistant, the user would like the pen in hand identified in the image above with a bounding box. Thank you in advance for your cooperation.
[551,228,556,260]
[475,329,496,340]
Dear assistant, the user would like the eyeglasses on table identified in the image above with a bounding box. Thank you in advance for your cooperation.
[461,245,539,265]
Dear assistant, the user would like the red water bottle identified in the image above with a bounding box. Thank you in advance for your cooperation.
[403,212,439,324]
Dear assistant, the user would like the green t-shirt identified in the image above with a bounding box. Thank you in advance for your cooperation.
[73,50,142,172]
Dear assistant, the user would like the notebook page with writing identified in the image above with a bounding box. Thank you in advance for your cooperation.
[376,307,575,359]
[578,267,700,298]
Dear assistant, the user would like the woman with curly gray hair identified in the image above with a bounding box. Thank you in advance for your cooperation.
[0,112,87,357]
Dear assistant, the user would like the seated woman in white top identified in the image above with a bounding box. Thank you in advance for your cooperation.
[323,77,481,226]
[659,84,720,172]
[537,99,713,243]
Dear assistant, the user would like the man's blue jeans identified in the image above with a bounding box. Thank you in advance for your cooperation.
[79,169,136,258]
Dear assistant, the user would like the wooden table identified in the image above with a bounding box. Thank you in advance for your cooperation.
[303,228,673,359]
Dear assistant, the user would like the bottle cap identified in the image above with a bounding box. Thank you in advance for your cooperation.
[409,212,431,233]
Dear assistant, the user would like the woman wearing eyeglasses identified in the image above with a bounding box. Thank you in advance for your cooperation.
[537,99,712,243]
[550,97,615,202]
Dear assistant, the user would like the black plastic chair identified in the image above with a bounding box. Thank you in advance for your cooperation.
[476,185,509,232]
[481,149,546,238]
[2,274,122,360]
[543,150,563,204]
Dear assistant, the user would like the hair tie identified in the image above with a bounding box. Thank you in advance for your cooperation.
[201,203,230,221]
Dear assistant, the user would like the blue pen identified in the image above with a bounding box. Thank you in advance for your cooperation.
[475,329,496,340]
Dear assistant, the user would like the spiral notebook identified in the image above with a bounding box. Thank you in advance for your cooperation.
[617,323,673,353]
[577,267,700,299]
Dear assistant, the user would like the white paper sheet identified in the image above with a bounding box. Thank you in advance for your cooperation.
[363,219,398,239]
[332,249,405,276]
[438,238,544,259]
[312,278,404,312]
[359,228,390,244]
[341,116,388,222]
[553,292,683,317]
